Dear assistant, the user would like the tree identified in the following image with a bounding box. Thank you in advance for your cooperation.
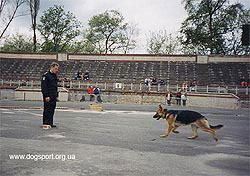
[121,23,139,54]
[37,5,81,52]
[0,34,33,51]
[26,0,40,52]
[147,30,181,54]
[222,6,250,55]
[85,10,137,54]
[180,0,250,55]
[67,40,96,54]
[0,0,26,39]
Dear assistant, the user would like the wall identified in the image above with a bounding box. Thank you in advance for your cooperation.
[14,88,69,101]
[0,89,15,100]
[1,52,249,63]
[186,93,240,109]
[208,55,250,63]
[0,88,240,109]
[71,91,240,109]
[0,52,57,60]
[68,54,197,62]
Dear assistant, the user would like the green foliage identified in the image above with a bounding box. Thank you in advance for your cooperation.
[180,0,250,55]
[37,5,81,52]
[67,40,97,54]
[147,30,181,54]
[0,34,34,52]
[85,10,137,54]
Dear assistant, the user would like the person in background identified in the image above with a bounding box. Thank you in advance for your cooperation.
[144,78,151,91]
[159,79,165,86]
[87,85,94,101]
[94,86,102,103]
[75,70,81,80]
[166,91,172,106]
[181,91,187,106]
[152,77,158,85]
[176,89,182,106]
[79,71,84,80]
[84,70,90,80]
[182,82,187,91]
[145,78,149,86]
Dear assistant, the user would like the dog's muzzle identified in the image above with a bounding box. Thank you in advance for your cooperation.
[153,114,161,120]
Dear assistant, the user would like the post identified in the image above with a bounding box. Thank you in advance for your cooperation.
[1,80,3,86]
[206,85,209,93]
[235,86,238,95]
[10,80,12,86]
[18,80,20,87]
[195,85,197,92]
[31,80,34,88]
[70,81,72,88]
[131,83,133,90]
[158,84,160,92]
[62,80,65,88]
[218,86,220,93]
[79,81,81,88]
[139,83,142,91]
[176,84,178,91]
[167,84,169,91]
[104,82,107,90]
[246,87,249,95]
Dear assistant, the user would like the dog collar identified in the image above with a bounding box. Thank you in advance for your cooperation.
[164,109,169,119]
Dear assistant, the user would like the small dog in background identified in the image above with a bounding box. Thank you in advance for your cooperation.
[153,105,223,141]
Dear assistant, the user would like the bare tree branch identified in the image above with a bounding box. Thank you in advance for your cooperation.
[0,0,7,16]
[0,0,26,39]
[27,0,40,51]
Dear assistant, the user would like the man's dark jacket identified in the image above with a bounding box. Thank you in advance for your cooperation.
[41,71,58,101]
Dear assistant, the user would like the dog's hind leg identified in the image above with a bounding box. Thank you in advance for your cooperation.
[188,124,199,139]
[196,119,218,141]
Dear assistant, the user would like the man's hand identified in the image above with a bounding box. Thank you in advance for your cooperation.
[45,97,50,102]
[56,98,60,102]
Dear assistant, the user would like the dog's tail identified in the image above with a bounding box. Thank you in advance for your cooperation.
[210,124,223,130]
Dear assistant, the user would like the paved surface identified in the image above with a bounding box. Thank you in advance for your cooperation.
[0,100,249,176]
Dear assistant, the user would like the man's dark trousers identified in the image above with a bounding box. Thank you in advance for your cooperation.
[41,70,58,126]
[43,100,56,125]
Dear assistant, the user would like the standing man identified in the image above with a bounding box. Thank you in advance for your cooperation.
[41,62,59,129]
[176,89,182,106]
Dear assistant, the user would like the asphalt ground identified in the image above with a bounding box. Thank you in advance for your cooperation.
[0,100,249,176]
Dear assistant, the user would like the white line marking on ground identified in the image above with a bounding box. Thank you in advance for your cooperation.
[0,108,10,111]
[14,109,43,117]
[46,134,65,139]
[56,109,154,115]
[1,112,15,114]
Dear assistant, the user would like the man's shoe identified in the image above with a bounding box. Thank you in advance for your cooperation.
[51,125,57,128]
[42,125,51,129]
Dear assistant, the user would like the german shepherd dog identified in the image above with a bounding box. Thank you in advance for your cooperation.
[153,105,223,141]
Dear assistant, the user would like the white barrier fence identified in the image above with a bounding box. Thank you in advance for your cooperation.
[0,79,249,95]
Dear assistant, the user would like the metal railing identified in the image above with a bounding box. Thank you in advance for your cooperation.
[1,79,249,96]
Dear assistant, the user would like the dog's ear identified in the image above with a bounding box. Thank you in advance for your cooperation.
[158,104,163,111]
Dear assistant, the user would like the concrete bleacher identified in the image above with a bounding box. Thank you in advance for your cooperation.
[0,57,249,86]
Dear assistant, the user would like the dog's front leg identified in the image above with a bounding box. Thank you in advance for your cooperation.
[160,125,174,138]
[160,114,175,138]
